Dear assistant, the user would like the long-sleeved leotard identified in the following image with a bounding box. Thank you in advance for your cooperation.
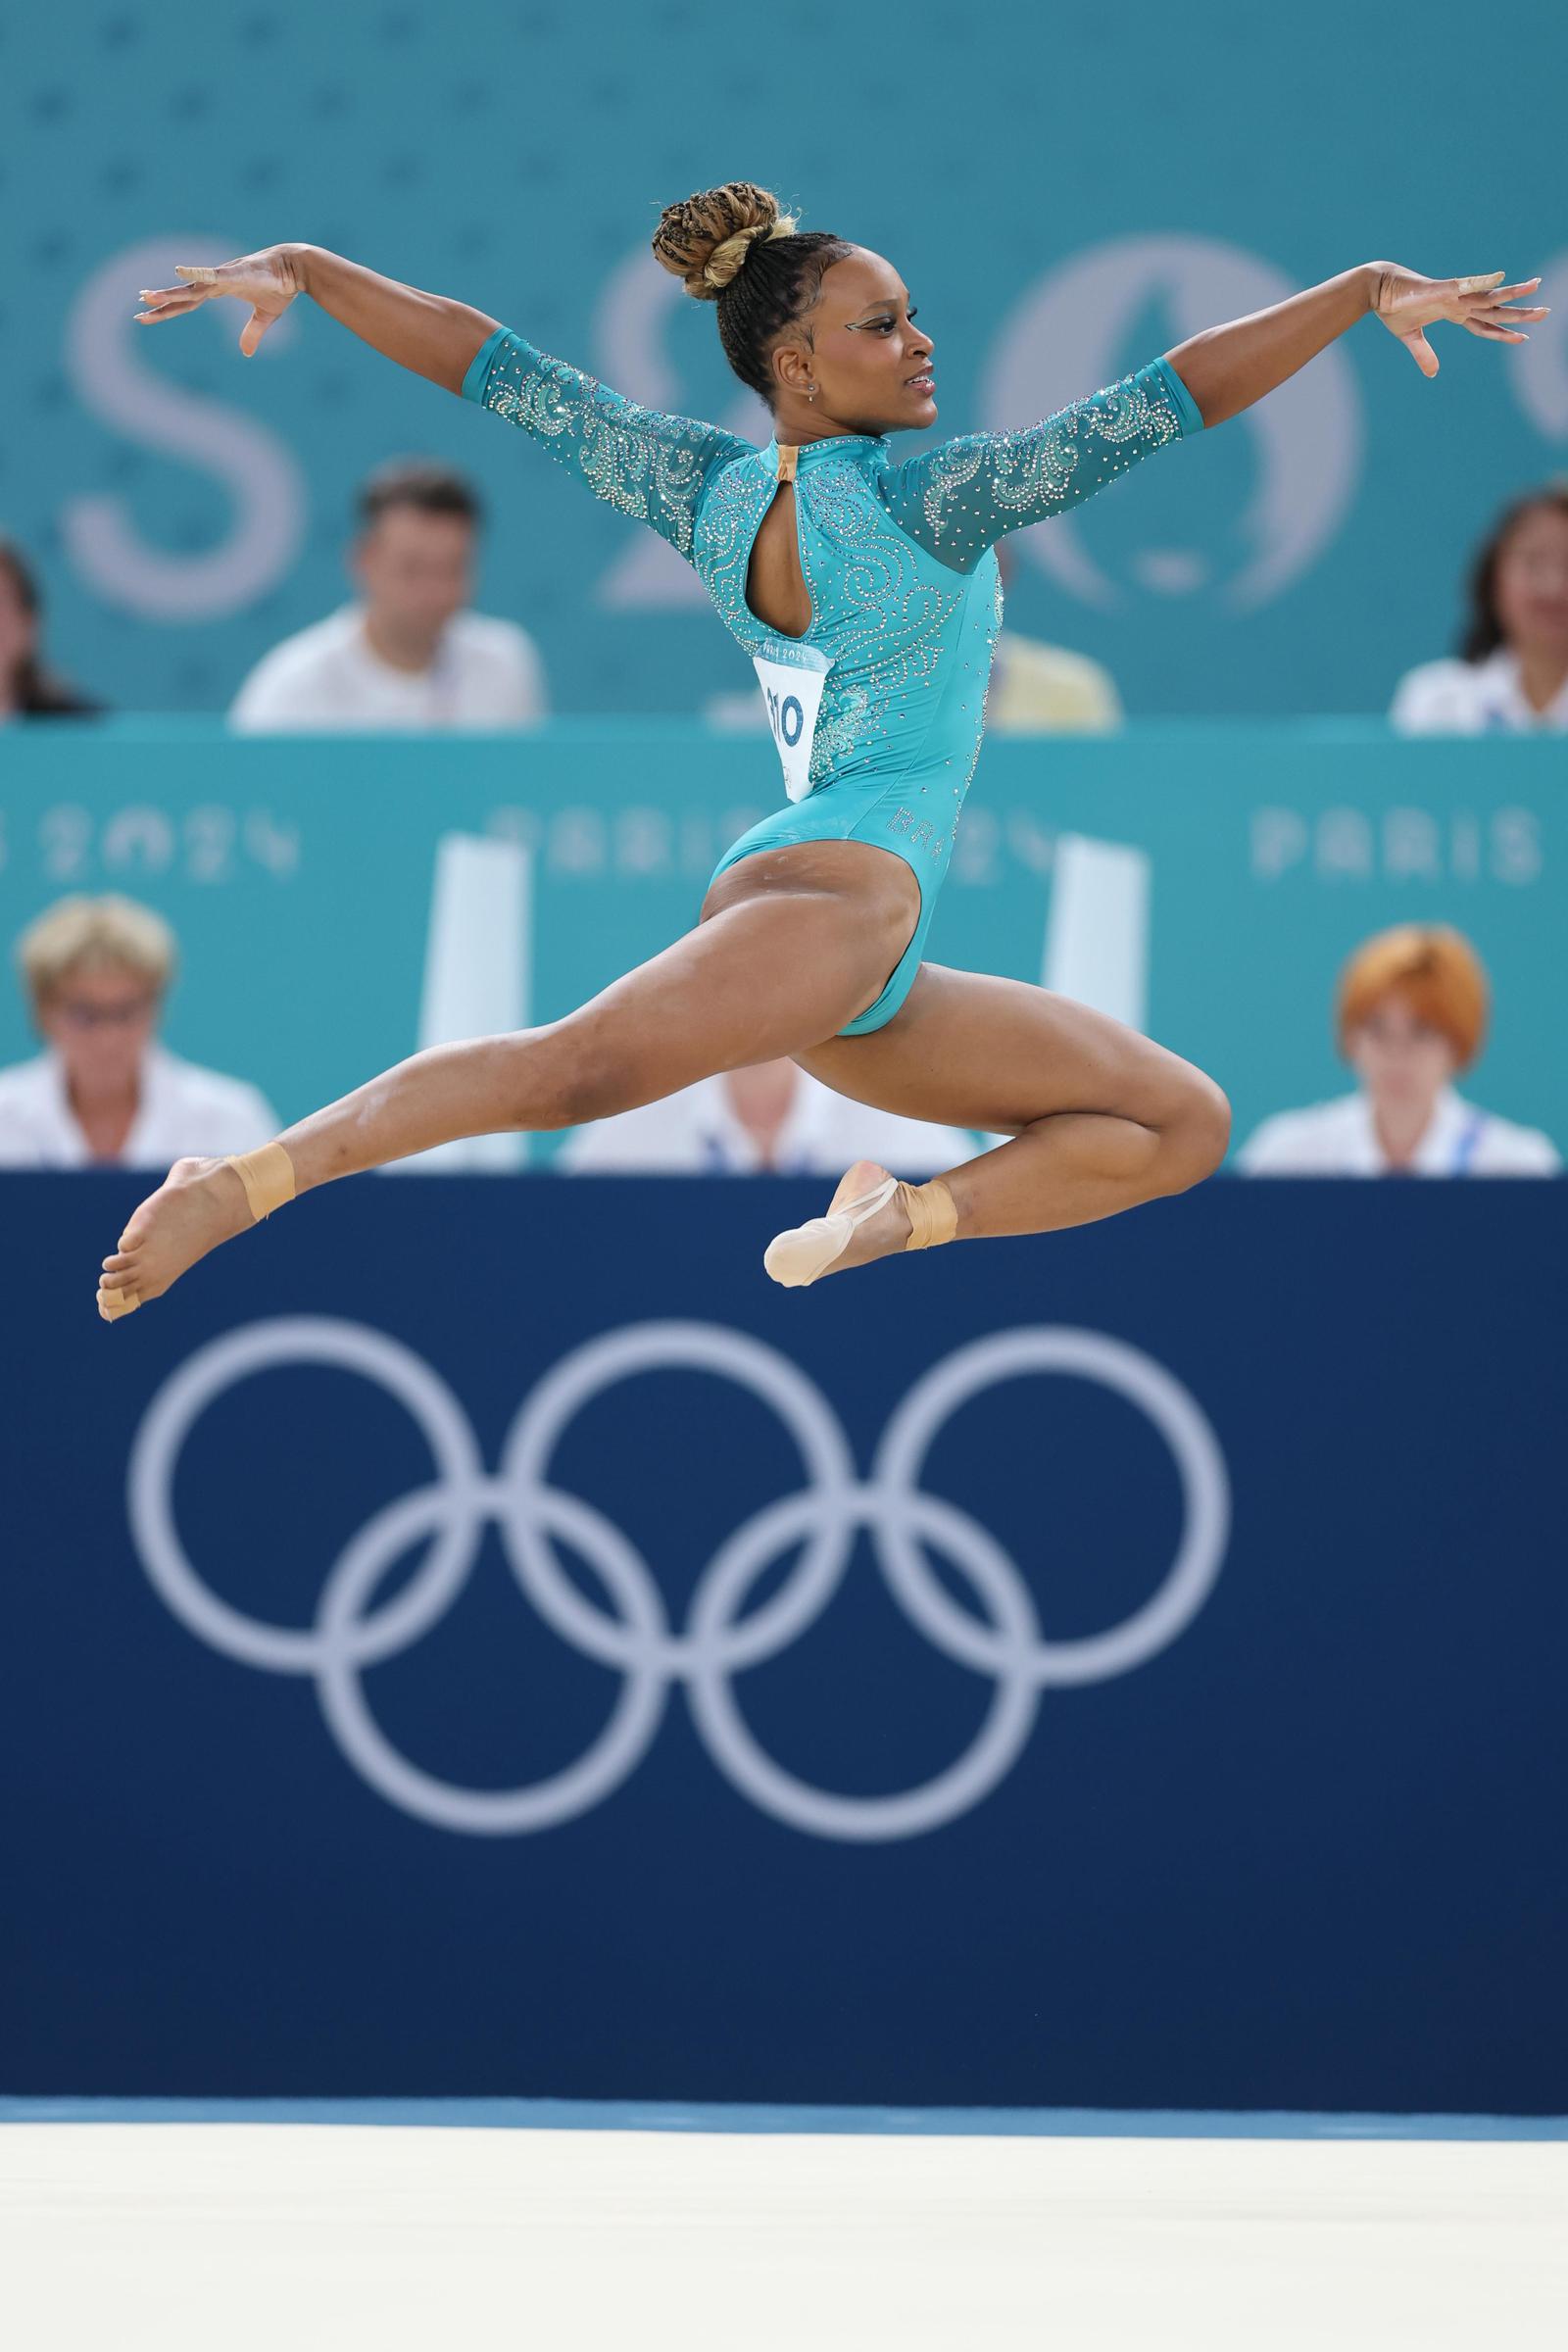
[462,324,1202,1032]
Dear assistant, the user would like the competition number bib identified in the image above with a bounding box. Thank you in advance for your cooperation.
[752,649,833,804]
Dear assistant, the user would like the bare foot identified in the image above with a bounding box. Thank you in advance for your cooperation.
[96,1156,257,1322]
[763,1159,912,1289]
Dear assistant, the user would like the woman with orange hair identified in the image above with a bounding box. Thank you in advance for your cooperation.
[1238,925,1558,1175]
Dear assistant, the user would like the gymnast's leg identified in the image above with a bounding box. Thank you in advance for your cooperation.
[769,961,1231,1282]
[95,843,918,1319]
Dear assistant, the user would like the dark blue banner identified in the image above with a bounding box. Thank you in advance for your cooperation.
[3,1174,1562,2111]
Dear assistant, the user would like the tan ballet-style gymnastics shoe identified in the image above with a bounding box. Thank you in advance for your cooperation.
[763,1163,956,1289]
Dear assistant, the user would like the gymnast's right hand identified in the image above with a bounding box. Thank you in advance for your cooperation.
[133,245,303,357]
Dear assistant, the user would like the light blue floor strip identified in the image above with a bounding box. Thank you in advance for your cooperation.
[2,2098,1564,2139]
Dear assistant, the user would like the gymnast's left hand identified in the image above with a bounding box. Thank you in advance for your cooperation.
[1368,263,1548,378]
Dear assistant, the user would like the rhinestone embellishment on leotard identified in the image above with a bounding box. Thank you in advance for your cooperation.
[917,374,1183,551]
[481,343,717,558]
[474,330,1196,857]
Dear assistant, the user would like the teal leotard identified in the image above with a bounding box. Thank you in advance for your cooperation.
[463,324,1203,1033]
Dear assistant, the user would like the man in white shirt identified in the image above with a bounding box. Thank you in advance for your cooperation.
[0,896,278,1169]
[230,459,547,731]
[560,1058,977,1176]
[1238,922,1559,1178]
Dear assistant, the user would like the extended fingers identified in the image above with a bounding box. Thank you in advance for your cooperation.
[1466,286,1549,341]
[134,282,210,323]
[133,267,226,323]
[134,297,206,323]
[1457,274,1541,305]
[1448,273,1547,343]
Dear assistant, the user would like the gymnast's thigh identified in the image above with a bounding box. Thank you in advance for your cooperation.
[799,961,1220,1135]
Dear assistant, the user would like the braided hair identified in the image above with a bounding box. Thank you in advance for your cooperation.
[651,180,854,408]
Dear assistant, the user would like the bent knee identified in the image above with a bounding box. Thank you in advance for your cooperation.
[1159,1071,1231,1192]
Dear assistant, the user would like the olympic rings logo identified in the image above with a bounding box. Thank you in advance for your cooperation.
[126,1317,1230,1842]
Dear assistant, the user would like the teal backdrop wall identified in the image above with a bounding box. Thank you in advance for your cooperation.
[2,0,1565,722]
[1,723,1560,1161]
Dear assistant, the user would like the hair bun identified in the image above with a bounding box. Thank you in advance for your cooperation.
[651,180,799,302]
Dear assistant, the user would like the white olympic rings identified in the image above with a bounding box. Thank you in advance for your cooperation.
[126,1316,1230,1841]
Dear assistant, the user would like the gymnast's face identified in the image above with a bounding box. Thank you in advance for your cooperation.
[771,248,936,439]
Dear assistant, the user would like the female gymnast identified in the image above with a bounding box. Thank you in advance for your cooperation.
[98,185,1544,1317]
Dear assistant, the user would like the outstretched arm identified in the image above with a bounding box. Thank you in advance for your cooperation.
[134,242,498,391]
[1165,261,1545,428]
[294,246,498,390]
[883,257,1546,571]
[459,326,754,563]
[135,243,755,562]
[885,356,1202,571]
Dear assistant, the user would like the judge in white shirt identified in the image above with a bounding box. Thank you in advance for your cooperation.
[1390,485,1568,734]
[230,459,547,732]
[560,1057,977,1177]
[0,896,279,1169]
[1238,923,1559,1178]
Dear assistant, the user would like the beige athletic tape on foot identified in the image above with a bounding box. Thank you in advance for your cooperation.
[226,1141,296,1223]
[896,1177,956,1252]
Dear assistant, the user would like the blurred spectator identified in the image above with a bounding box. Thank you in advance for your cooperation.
[1390,484,1568,733]
[560,1058,976,1175]
[0,535,104,721]
[230,460,547,731]
[986,539,1122,733]
[0,897,279,1168]
[1238,924,1558,1176]
[703,538,1119,734]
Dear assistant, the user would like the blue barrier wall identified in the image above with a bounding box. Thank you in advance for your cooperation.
[4,1174,1563,2109]
[2,723,1564,1158]
[2,0,1563,719]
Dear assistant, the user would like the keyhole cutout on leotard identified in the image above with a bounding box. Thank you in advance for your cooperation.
[744,478,815,641]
